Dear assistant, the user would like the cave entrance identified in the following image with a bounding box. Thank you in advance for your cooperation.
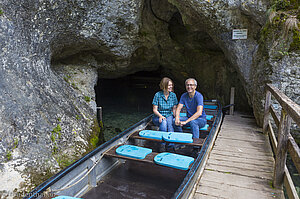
[95,69,166,141]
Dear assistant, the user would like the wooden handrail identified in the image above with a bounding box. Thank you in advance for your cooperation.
[263,83,300,196]
[266,84,300,127]
[267,122,299,199]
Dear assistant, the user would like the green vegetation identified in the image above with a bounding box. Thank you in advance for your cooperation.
[6,151,12,161]
[86,120,105,152]
[262,0,300,53]
[64,75,78,89]
[271,0,298,11]
[290,29,300,51]
[63,76,70,83]
[84,96,91,102]
[63,75,71,83]
[13,138,18,149]
[71,82,78,89]
[50,134,56,142]
[268,180,275,189]
[55,154,75,168]
[76,115,80,120]
[90,135,99,149]
[52,144,58,155]
[52,124,62,138]
[50,124,62,154]
[0,10,3,15]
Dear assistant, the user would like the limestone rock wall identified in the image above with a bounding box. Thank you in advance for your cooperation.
[0,0,143,196]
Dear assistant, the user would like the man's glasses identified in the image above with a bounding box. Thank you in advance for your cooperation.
[186,84,195,87]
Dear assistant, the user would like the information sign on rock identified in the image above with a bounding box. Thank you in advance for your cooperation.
[232,29,248,40]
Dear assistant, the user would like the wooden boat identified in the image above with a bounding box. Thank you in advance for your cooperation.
[25,100,222,199]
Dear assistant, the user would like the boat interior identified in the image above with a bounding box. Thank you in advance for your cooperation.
[29,101,222,199]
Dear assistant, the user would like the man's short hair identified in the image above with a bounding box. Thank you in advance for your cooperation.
[185,78,197,86]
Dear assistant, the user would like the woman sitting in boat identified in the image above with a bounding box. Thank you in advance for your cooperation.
[152,77,178,132]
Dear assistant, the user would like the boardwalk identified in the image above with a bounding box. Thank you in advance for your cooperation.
[191,113,284,199]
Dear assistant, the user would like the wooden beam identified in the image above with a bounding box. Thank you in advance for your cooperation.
[273,110,291,188]
[104,145,157,164]
[266,84,300,127]
[263,90,271,134]
[284,166,300,199]
[288,135,300,174]
[268,121,277,151]
[270,105,280,127]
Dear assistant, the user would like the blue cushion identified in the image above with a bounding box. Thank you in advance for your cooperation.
[206,115,213,120]
[184,124,210,130]
[116,145,152,159]
[154,152,194,170]
[200,124,209,131]
[180,113,213,120]
[162,132,193,143]
[204,105,218,109]
[179,112,187,117]
[139,130,168,140]
[53,197,81,199]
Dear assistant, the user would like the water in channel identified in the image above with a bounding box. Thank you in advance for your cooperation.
[96,73,161,141]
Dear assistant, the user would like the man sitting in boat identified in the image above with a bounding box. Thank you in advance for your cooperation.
[152,77,178,132]
[174,78,207,139]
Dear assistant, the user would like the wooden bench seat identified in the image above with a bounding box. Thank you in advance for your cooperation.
[130,131,206,147]
[104,145,158,164]
[104,145,193,170]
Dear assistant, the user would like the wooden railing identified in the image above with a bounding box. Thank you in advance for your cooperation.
[263,83,300,199]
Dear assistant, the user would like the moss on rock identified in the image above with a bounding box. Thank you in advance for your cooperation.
[290,29,300,51]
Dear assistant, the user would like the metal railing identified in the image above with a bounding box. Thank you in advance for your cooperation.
[263,83,300,199]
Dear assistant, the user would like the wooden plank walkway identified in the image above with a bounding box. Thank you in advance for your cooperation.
[191,113,284,199]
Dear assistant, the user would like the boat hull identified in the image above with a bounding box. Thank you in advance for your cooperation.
[25,100,222,199]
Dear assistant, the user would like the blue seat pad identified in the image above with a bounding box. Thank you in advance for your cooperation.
[206,115,213,120]
[154,152,194,170]
[180,113,213,120]
[204,105,218,109]
[116,145,152,159]
[200,124,209,131]
[162,132,193,143]
[184,124,209,130]
[139,130,168,140]
[179,112,187,117]
[53,197,81,199]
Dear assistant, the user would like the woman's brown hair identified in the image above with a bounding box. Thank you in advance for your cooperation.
[159,77,173,92]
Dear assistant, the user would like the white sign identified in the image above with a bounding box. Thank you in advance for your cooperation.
[232,29,248,40]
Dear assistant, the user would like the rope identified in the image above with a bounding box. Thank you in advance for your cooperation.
[50,145,114,193]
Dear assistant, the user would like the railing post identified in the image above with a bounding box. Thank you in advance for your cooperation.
[97,107,102,125]
[230,87,235,115]
[273,109,291,188]
[263,90,271,134]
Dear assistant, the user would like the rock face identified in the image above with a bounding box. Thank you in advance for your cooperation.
[0,0,299,196]
[0,0,143,196]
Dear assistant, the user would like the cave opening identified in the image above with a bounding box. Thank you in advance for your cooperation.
[95,70,162,114]
[94,68,179,140]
